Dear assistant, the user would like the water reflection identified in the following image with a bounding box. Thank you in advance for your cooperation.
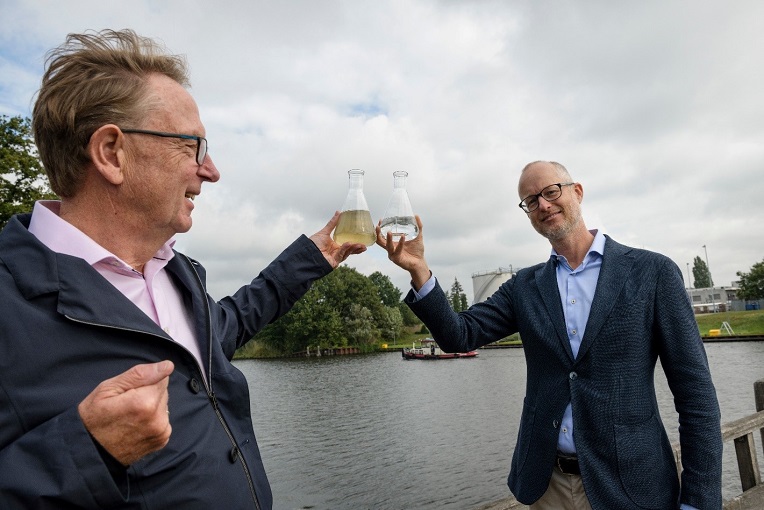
[237,342,764,509]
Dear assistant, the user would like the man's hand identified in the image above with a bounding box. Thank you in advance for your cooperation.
[78,361,174,466]
[309,211,367,268]
[376,215,431,290]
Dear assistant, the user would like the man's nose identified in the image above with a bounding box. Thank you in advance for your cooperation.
[198,154,220,183]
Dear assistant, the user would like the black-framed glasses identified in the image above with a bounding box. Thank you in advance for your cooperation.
[518,182,575,213]
[120,128,208,165]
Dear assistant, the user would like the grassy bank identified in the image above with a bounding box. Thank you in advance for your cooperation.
[695,309,764,336]
[237,310,764,359]
[384,310,764,350]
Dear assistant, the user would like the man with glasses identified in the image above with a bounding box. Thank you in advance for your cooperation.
[0,30,365,509]
[377,161,722,509]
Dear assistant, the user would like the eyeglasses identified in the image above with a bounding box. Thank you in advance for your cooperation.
[120,128,208,165]
[518,182,575,213]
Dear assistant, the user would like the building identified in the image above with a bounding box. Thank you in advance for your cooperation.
[686,284,738,314]
[471,266,515,304]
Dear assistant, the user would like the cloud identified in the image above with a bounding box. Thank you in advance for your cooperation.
[2,0,762,301]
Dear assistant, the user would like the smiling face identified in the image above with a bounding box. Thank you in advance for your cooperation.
[518,161,584,242]
[122,74,220,238]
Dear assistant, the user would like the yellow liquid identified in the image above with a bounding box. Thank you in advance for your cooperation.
[333,210,376,246]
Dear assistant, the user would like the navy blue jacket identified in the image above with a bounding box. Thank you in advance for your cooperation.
[408,236,722,509]
[0,213,332,509]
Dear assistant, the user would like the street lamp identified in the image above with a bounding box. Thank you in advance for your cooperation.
[686,262,691,289]
[703,245,715,312]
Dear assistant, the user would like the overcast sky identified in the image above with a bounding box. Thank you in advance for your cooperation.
[2,0,762,302]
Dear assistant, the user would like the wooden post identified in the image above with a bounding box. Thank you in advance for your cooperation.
[735,433,760,491]
[756,379,764,459]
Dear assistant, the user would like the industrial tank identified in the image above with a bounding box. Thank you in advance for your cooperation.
[471,266,515,304]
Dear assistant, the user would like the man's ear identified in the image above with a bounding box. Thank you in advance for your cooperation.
[87,125,127,185]
[574,182,584,203]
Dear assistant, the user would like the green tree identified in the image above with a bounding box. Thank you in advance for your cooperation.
[0,115,57,229]
[378,306,403,342]
[369,271,402,307]
[249,265,385,354]
[344,303,377,349]
[398,301,420,327]
[692,256,713,288]
[737,259,764,300]
[447,277,469,312]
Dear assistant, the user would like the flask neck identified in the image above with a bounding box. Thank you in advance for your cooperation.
[392,171,408,190]
[349,173,364,190]
[343,169,369,211]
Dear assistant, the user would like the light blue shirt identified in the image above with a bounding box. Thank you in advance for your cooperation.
[552,229,605,454]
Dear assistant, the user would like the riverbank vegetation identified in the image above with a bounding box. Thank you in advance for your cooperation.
[232,260,764,359]
[234,266,422,358]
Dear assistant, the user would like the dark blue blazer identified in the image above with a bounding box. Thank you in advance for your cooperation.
[408,236,722,509]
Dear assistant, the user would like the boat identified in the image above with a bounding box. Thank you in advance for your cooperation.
[401,338,478,360]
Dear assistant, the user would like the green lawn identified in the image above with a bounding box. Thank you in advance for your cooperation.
[695,309,764,336]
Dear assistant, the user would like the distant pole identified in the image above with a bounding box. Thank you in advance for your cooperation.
[703,245,715,312]
[686,262,691,289]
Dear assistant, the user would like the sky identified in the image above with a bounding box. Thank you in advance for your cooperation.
[1,0,762,303]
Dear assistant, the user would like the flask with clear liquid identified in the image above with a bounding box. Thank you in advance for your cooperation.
[333,169,376,246]
[379,171,418,240]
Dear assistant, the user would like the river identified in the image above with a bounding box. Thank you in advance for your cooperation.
[234,341,764,509]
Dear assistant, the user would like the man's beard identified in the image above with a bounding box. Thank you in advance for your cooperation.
[535,206,582,242]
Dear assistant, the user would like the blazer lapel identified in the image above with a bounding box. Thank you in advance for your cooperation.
[535,257,575,361]
[576,237,634,361]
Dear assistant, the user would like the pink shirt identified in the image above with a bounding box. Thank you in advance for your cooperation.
[28,201,205,376]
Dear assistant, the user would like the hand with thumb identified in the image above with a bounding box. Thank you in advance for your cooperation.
[78,360,175,466]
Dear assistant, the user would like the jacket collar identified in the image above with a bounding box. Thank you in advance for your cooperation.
[577,235,633,361]
[1,214,167,335]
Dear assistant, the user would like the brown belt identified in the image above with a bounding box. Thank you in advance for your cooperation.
[555,452,580,475]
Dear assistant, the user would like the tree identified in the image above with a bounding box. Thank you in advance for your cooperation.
[369,271,402,307]
[378,306,403,342]
[398,301,420,327]
[344,303,377,349]
[737,259,764,300]
[692,256,713,288]
[249,265,385,354]
[0,115,57,229]
[447,277,469,312]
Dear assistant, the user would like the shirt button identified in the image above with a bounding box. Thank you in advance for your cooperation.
[571,299,576,304]
[569,372,578,380]
[571,329,577,335]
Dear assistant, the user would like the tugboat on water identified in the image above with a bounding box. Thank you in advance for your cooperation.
[401,338,478,360]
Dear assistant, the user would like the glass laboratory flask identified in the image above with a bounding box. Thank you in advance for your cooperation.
[333,169,376,246]
[379,171,418,240]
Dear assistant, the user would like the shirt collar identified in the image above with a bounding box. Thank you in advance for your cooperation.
[550,229,606,268]
[28,200,176,271]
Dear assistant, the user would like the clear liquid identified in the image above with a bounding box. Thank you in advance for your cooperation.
[333,210,376,246]
[379,216,418,240]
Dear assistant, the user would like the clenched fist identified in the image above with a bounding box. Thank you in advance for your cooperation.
[78,360,174,466]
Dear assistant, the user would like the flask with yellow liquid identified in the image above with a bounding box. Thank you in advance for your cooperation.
[333,169,376,246]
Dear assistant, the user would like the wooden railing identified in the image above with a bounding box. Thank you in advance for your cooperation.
[716,379,764,509]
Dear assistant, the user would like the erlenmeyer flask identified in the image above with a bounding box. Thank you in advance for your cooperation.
[333,169,376,246]
[379,171,418,240]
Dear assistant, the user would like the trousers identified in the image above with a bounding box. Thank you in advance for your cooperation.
[529,467,592,510]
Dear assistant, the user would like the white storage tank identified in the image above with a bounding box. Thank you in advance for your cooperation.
[471,267,515,304]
